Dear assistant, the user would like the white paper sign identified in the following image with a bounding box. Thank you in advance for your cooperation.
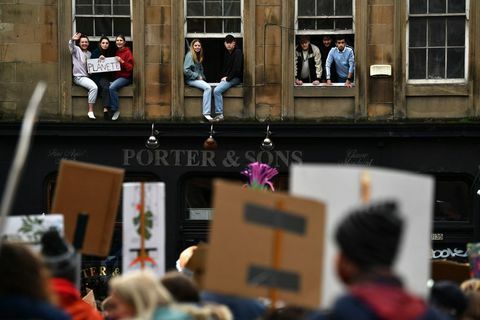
[87,57,121,74]
[122,182,165,277]
[290,165,434,307]
[3,214,64,251]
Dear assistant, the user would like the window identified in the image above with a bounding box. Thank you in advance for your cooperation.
[184,0,243,82]
[433,174,472,222]
[407,0,468,82]
[74,0,132,41]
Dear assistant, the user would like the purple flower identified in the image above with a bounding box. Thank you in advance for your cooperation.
[241,162,279,191]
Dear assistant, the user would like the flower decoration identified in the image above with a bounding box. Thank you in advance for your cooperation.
[241,162,279,191]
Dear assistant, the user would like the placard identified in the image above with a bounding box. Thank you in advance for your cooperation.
[87,57,121,74]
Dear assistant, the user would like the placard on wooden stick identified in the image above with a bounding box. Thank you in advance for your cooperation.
[204,180,326,309]
[51,160,124,257]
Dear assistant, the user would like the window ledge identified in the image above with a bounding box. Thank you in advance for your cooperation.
[406,84,469,97]
[294,84,355,97]
[184,85,244,97]
[71,85,134,97]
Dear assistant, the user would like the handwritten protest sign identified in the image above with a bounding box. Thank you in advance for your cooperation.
[87,57,121,74]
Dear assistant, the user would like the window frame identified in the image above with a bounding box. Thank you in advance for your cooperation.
[72,0,133,42]
[406,0,469,84]
[295,0,356,35]
[184,0,244,39]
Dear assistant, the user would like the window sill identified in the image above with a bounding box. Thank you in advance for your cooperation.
[406,84,469,97]
[294,83,355,97]
[184,85,244,97]
[71,85,134,97]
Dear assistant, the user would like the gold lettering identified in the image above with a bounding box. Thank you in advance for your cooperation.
[89,267,97,277]
[99,266,107,276]
[112,268,121,277]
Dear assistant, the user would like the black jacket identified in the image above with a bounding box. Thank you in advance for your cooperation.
[222,48,243,82]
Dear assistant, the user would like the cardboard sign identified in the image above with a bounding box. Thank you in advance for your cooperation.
[87,57,120,74]
[122,182,165,277]
[2,214,64,251]
[290,164,434,307]
[51,160,124,257]
[204,180,326,309]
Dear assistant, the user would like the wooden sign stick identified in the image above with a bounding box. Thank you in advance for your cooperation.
[360,171,371,204]
[269,199,285,310]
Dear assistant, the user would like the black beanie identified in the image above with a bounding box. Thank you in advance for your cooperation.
[335,201,403,270]
[41,228,79,285]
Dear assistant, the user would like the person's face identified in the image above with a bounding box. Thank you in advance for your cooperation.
[193,41,201,53]
[109,291,135,319]
[300,40,310,51]
[79,37,89,50]
[224,40,235,51]
[323,37,332,47]
[336,39,346,51]
[116,37,125,49]
[100,39,110,50]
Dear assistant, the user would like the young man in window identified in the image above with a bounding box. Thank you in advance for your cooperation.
[319,35,336,83]
[213,34,243,122]
[325,35,355,88]
[294,35,322,86]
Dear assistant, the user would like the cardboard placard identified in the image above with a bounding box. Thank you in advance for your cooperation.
[290,164,434,307]
[204,180,326,309]
[122,182,165,276]
[51,160,124,257]
[87,57,121,74]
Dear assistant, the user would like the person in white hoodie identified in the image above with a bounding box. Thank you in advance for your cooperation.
[69,32,98,119]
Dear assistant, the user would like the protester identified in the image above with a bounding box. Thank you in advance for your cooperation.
[101,296,119,320]
[90,36,114,120]
[325,35,355,87]
[41,229,103,320]
[213,34,243,122]
[109,269,190,319]
[294,35,322,86]
[161,271,201,303]
[461,279,480,320]
[0,241,70,319]
[201,291,267,320]
[110,34,134,121]
[430,281,468,319]
[315,201,449,320]
[69,32,98,119]
[176,303,233,320]
[184,39,213,122]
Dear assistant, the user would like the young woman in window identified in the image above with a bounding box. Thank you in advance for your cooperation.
[183,39,213,122]
[110,34,134,121]
[68,32,98,119]
[90,36,114,120]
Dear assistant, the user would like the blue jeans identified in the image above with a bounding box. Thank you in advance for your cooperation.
[109,77,131,111]
[213,77,241,115]
[186,79,212,115]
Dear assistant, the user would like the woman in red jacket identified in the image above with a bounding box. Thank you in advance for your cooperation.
[109,34,134,121]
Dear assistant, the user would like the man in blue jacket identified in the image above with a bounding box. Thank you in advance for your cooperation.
[325,35,355,87]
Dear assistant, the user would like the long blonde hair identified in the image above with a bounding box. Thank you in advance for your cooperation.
[190,39,203,64]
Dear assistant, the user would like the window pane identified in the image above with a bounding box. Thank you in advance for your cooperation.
[224,18,241,33]
[428,18,445,47]
[410,0,427,14]
[76,0,91,4]
[114,18,131,37]
[428,48,445,79]
[335,18,352,30]
[409,48,426,79]
[317,0,333,15]
[76,17,94,36]
[113,5,130,15]
[429,0,446,13]
[95,4,111,15]
[447,48,464,78]
[299,0,315,16]
[206,19,222,33]
[116,0,130,4]
[448,0,465,13]
[298,19,316,30]
[336,0,352,15]
[447,17,465,46]
[95,17,112,36]
[76,5,93,15]
[96,0,110,4]
[409,18,426,47]
[187,18,204,33]
[224,1,241,16]
[317,18,334,29]
[187,2,204,16]
[206,1,222,16]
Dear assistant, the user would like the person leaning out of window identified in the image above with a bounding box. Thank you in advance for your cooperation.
[183,39,213,122]
[325,35,355,88]
[294,35,322,86]
[90,36,114,120]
